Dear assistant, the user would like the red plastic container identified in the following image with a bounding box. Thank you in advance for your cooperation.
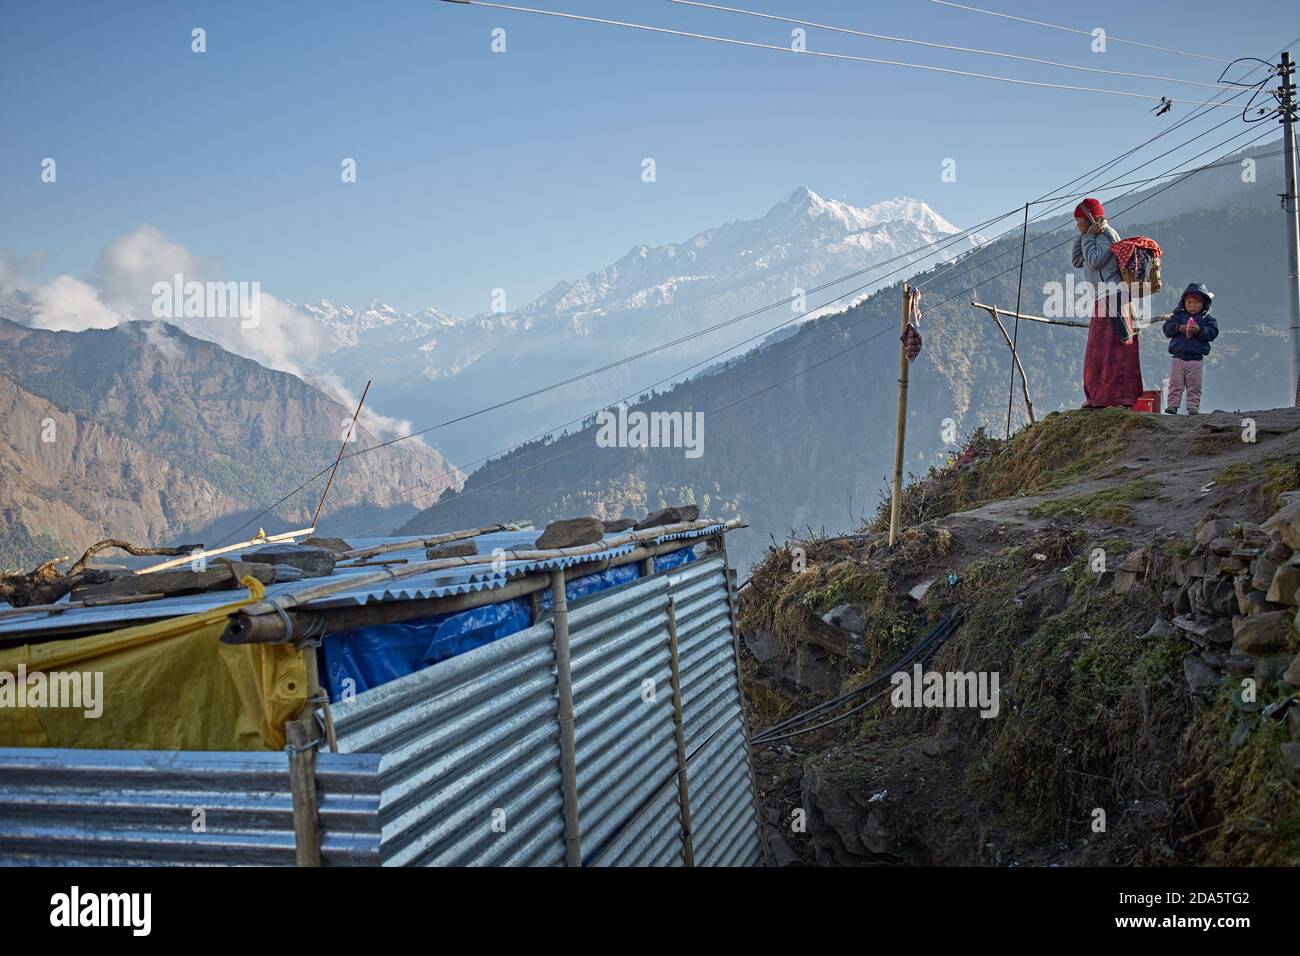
[1133,389,1161,413]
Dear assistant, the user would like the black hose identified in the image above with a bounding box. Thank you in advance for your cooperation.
[751,612,961,744]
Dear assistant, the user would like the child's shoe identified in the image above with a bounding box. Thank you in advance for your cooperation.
[1164,407,1178,414]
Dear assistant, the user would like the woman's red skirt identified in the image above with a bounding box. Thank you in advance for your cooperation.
[1082,296,1144,408]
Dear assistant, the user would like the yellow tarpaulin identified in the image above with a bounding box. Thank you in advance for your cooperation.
[0,577,306,751]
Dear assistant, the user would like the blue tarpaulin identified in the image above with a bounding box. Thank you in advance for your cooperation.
[322,546,698,700]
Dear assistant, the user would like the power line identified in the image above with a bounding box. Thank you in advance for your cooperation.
[1030,149,1283,202]
[918,38,1290,298]
[925,124,1282,313]
[907,24,1284,301]
[440,0,1241,107]
[928,0,1234,64]
[667,0,1222,88]
[914,78,1272,291]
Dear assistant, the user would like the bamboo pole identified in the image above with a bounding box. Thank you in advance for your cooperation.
[1005,202,1030,439]
[136,527,314,575]
[549,569,582,867]
[665,596,695,866]
[888,283,911,548]
[336,523,522,563]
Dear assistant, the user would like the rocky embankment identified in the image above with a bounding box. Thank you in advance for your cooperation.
[739,407,1300,867]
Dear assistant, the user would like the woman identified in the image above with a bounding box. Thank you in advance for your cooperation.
[1071,197,1143,408]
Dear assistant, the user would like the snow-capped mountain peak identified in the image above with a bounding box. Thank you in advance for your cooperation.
[298,187,985,459]
[764,187,960,241]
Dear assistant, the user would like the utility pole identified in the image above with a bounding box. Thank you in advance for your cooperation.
[1280,51,1300,407]
[1005,202,1029,437]
[888,283,911,547]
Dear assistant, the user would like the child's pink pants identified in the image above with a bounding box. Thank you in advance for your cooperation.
[1167,357,1203,412]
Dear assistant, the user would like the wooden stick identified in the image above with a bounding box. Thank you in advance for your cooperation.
[312,380,371,531]
[971,301,1089,330]
[67,540,200,577]
[665,596,695,867]
[337,523,519,563]
[984,306,1037,425]
[0,591,167,621]
[888,283,911,548]
[285,717,322,867]
[303,645,338,753]
[549,569,582,867]
[136,527,314,575]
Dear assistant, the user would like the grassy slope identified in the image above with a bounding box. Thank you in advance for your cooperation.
[740,407,1300,866]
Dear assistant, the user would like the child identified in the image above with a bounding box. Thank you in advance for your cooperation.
[1162,283,1219,415]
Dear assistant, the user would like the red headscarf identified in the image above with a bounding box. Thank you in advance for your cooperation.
[1074,198,1105,221]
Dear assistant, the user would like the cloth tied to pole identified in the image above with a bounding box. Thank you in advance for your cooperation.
[901,287,923,361]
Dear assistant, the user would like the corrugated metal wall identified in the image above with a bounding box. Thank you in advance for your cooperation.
[0,748,381,866]
[332,620,569,866]
[670,557,765,867]
[333,551,763,867]
[571,575,684,867]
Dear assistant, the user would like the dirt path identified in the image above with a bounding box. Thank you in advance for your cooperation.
[945,407,1300,545]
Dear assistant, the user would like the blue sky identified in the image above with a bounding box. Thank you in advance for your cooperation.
[0,0,1294,317]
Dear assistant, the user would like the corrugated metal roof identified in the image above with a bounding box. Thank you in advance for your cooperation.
[0,524,728,639]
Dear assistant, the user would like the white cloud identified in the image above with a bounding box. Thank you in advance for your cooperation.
[312,370,420,443]
[140,320,185,361]
[0,225,332,383]
[0,227,423,441]
[29,275,123,331]
[92,224,208,312]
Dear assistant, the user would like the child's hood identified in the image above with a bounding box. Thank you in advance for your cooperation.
[1178,282,1214,313]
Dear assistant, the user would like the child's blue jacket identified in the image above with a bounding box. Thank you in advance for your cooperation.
[1163,282,1219,361]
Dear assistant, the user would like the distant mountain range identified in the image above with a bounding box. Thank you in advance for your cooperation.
[0,186,980,569]
[299,188,988,463]
[0,319,460,570]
